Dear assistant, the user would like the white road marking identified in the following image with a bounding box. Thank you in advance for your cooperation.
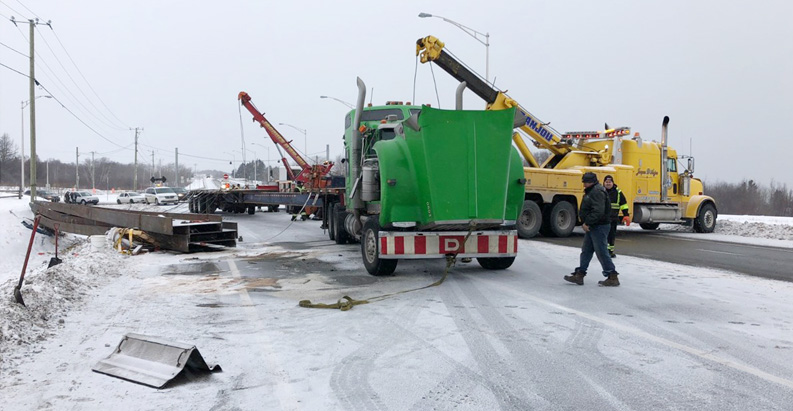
[697,249,740,256]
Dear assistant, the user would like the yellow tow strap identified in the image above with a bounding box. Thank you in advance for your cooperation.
[299,222,476,311]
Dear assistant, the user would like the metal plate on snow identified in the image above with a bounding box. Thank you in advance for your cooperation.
[92,333,221,388]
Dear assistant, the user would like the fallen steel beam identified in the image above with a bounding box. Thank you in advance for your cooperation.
[30,201,237,252]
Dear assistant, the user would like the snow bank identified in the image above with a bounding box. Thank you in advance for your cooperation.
[649,214,793,242]
[186,176,221,190]
[0,240,126,372]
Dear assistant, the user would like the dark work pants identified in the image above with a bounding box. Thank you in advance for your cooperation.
[608,221,618,252]
[576,223,616,277]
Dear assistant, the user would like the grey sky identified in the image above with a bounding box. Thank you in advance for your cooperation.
[1,0,791,187]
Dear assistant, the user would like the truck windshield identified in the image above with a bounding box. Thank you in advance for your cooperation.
[156,188,175,194]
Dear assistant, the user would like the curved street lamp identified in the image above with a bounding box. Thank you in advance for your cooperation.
[418,12,490,83]
[278,122,307,156]
[320,95,354,109]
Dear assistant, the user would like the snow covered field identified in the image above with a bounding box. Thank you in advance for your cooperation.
[1,195,793,409]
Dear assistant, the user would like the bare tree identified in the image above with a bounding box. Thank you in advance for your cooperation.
[0,133,19,185]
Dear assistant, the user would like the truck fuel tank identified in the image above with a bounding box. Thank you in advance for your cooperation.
[361,159,380,202]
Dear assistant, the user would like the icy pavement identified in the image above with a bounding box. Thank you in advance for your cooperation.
[1,197,793,409]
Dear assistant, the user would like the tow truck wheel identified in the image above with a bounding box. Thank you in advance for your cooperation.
[517,200,542,239]
[542,201,576,237]
[694,203,717,233]
[328,203,336,241]
[640,223,660,230]
[361,218,397,276]
[477,257,516,270]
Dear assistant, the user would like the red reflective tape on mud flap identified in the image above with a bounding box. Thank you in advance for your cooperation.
[498,235,508,254]
[478,235,489,254]
[415,236,426,254]
[394,236,404,255]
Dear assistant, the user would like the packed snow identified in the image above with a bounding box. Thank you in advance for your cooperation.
[1,194,792,409]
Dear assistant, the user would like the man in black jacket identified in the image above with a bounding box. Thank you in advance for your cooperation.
[603,175,631,258]
[564,172,620,286]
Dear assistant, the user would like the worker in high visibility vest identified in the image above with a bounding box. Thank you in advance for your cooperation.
[603,175,631,258]
[291,181,308,221]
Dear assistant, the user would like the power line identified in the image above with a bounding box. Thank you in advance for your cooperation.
[12,0,40,21]
[37,82,128,149]
[14,25,121,136]
[0,39,26,56]
[35,25,128,131]
[0,1,28,20]
[4,1,131,130]
[0,59,28,77]
[49,28,130,129]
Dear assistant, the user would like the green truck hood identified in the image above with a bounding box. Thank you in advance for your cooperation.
[375,106,523,228]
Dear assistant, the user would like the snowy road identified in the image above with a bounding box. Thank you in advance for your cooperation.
[538,229,793,282]
[2,209,793,410]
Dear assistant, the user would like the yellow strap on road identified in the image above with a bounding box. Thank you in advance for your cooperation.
[299,222,476,311]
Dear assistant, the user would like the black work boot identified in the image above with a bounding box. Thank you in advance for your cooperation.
[564,270,585,285]
[609,251,616,258]
[598,272,620,287]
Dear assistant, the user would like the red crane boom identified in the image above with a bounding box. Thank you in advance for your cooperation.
[238,91,333,185]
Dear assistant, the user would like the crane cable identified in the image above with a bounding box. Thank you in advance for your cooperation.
[298,221,477,311]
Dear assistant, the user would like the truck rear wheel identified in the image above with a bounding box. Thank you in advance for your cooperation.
[333,207,352,244]
[477,257,515,270]
[640,223,660,230]
[517,200,541,239]
[542,201,576,237]
[327,203,336,241]
[361,218,397,276]
[694,203,717,233]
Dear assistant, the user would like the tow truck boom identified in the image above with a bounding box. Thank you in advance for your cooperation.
[416,36,629,168]
[238,91,333,184]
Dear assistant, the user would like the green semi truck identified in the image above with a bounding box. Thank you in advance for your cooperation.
[329,78,526,275]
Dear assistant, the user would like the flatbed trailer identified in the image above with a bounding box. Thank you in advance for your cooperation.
[186,185,345,229]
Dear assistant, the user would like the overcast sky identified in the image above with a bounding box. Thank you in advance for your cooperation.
[1,0,791,187]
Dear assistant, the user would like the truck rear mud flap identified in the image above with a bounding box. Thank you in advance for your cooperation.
[379,230,517,259]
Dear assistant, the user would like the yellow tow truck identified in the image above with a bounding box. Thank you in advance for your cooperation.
[416,35,717,238]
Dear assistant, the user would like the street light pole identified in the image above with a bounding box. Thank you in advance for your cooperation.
[418,12,490,83]
[319,95,354,109]
[278,122,307,156]
[251,142,271,183]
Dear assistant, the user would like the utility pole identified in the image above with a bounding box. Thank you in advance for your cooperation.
[90,151,96,192]
[175,147,179,186]
[326,144,330,162]
[11,17,52,199]
[132,127,141,190]
[151,150,155,182]
[29,20,36,200]
[75,147,80,189]
[19,101,25,199]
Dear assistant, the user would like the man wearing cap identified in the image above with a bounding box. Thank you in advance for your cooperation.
[564,172,620,286]
[603,175,631,258]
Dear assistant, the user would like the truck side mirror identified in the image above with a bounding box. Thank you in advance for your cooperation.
[687,158,695,174]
